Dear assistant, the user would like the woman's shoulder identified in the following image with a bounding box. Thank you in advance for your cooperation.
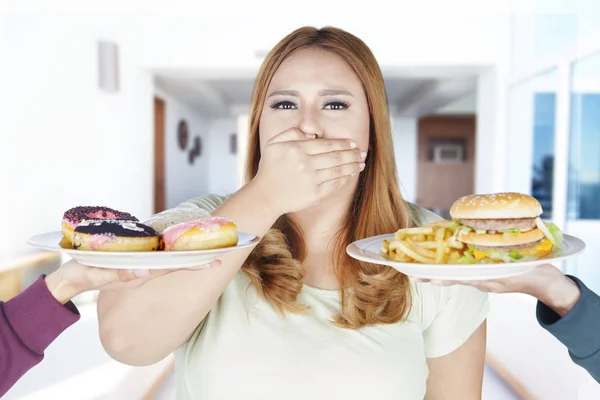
[143,193,232,232]
[405,202,445,227]
[176,193,232,212]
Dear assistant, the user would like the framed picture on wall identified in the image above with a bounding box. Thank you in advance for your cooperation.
[177,119,189,150]
[188,136,202,165]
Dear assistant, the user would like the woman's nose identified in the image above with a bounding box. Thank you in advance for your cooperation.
[297,107,322,137]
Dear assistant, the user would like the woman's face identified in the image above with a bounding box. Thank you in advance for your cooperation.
[258,48,370,152]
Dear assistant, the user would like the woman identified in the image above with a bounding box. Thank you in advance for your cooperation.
[97,26,489,399]
[0,259,216,397]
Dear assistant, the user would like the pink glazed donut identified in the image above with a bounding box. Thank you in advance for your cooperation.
[162,217,238,251]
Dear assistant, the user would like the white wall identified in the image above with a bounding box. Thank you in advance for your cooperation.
[0,8,511,264]
[434,92,477,114]
[206,118,238,196]
[474,67,510,195]
[505,75,539,194]
[130,14,510,72]
[392,117,418,203]
[0,14,154,261]
[154,85,210,208]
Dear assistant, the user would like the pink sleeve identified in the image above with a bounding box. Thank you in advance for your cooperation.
[0,275,80,397]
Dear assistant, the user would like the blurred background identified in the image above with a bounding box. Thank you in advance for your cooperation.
[1,0,599,398]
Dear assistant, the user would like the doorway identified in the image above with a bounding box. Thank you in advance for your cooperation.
[154,97,166,214]
[416,115,476,219]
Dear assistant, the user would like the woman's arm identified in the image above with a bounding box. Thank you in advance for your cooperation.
[97,132,364,366]
[97,181,280,366]
[425,321,487,400]
[0,275,80,397]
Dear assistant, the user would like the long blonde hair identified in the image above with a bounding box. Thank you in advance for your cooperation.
[241,26,414,329]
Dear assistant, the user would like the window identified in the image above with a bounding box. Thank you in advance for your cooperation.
[531,91,557,219]
[510,13,577,79]
[567,51,600,220]
[433,144,463,163]
[510,2,600,80]
[533,12,578,60]
[507,69,558,219]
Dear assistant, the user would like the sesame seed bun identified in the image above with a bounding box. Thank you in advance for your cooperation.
[450,192,542,220]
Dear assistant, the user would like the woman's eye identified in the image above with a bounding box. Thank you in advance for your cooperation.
[324,101,349,110]
[271,101,297,110]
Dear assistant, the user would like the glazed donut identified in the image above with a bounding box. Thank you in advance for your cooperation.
[72,220,159,252]
[62,206,138,244]
[162,216,238,251]
[143,208,211,234]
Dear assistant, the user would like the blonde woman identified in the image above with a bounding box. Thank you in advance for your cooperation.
[97,26,489,400]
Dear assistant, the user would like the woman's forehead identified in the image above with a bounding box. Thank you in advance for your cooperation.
[268,48,361,92]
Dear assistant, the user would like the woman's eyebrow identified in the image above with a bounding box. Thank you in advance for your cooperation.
[318,89,353,97]
[268,90,299,98]
[267,89,354,98]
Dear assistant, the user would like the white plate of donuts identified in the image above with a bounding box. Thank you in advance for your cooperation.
[27,206,261,269]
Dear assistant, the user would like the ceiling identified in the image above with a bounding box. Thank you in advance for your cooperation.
[154,72,476,119]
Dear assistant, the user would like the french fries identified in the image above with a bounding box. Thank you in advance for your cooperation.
[382,220,469,264]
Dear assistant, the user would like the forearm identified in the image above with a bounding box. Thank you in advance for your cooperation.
[97,180,280,366]
[0,308,43,397]
[536,275,600,383]
[98,266,240,365]
[534,272,581,317]
[0,276,79,396]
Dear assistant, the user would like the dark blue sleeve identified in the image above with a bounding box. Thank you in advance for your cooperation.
[536,275,600,384]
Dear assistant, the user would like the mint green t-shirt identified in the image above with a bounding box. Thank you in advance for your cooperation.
[149,194,489,400]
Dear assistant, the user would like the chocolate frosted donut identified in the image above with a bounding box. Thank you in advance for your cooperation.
[72,220,159,252]
[63,206,138,225]
[62,206,138,245]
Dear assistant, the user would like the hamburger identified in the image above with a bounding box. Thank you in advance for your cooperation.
[449,192,563,264]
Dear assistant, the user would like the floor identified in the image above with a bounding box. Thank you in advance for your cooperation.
[153,363,521,399]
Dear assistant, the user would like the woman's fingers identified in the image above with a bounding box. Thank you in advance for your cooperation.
[413,278,505,293]
[315,162,364,183]
[96,260,223,288]
[267,128,314,144]
[120,260,221,280]
[186,259,222,270]
[311,148,365,170]
[300,138,357,155]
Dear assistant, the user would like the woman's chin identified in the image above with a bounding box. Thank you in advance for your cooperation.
[305,183,359,213]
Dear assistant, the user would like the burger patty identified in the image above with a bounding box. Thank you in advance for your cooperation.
[459,218,537,232]
[473,239,542,252]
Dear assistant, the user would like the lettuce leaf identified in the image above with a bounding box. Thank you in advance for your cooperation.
[546,222,564,248]
[455,252,476,264]
[508,250,523,260]
[483,249,525,263]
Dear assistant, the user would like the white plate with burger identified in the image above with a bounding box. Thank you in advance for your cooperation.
[347,192,586,280]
